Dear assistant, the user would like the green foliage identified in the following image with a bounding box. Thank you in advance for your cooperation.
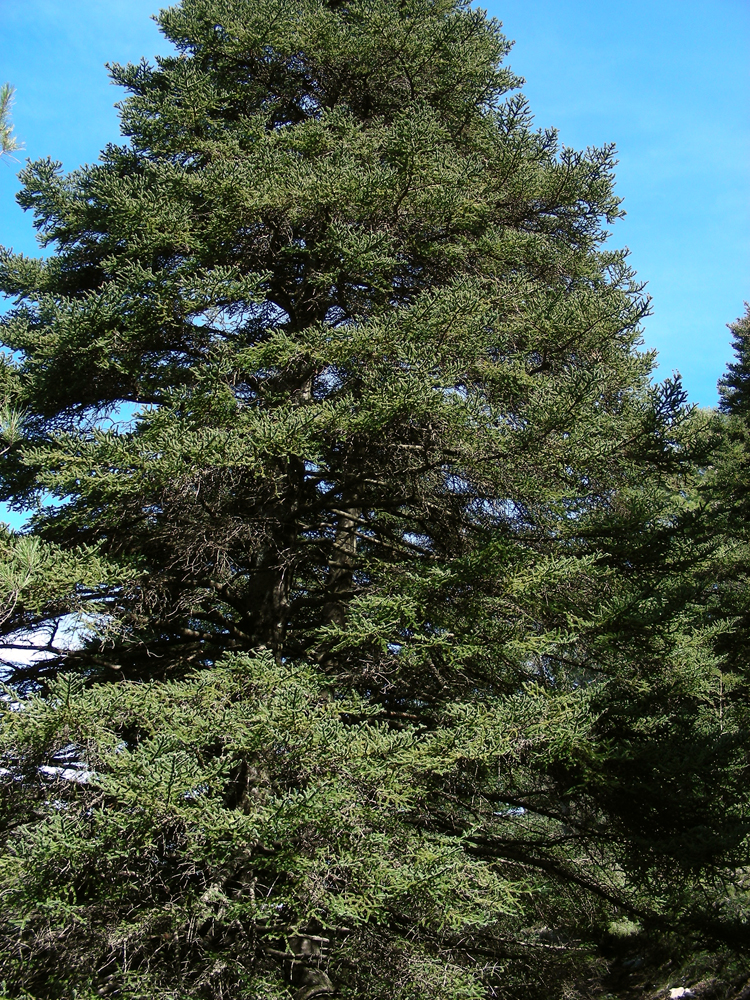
[700,308,750,684]
[0,84,20,157]
[719,306,750,420]
[1,648,745,998]
[0,1,747,997]
[0,526,137,683]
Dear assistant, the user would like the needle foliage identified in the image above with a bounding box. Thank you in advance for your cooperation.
[0,3,747,998]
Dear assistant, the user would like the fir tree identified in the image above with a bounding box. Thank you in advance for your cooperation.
[708,306,750,694]
[0,3,746,997]
[719,306,750,420]
[0,84,21,158]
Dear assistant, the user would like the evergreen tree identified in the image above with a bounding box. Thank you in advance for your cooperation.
[708,306,750,704]
[0,84,20,158]
[719,306,750,419]
[716,304,750,550]
[0,3,746,997]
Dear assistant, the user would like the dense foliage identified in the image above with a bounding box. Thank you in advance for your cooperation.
[710,306,750,713]
[0,2,747,997]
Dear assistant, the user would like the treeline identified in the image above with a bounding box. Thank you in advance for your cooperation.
[0,2,747,997]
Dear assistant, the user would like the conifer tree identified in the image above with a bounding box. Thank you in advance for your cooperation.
[0,84,20,158]
[0,3,747,998]
[719,307,750,418]
[709,306,750,677]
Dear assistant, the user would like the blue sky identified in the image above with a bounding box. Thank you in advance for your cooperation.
[1,0,748,411]
[489,0,750,408]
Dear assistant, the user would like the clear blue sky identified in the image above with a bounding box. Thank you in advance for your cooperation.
[488,0,749,408]
[1,0,748,409]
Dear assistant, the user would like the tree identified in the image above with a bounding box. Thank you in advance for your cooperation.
[719,306,750,420]
[0,84,20,157]
[706,306,750,709]
[0,2,746,997]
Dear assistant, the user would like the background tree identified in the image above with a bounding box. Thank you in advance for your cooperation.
[0,84,20,157]
[705,305,750,759]
[0,2,747,998]
[691,307,750,688]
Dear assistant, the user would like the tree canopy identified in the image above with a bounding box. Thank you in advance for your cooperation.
[0,3,747,998]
